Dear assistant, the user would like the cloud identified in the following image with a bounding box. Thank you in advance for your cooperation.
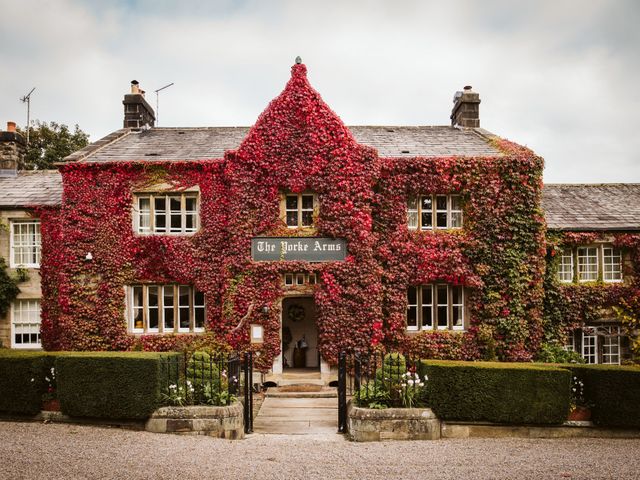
[1,0,638,182]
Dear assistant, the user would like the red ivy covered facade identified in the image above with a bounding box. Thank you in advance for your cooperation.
[37,63,560,367]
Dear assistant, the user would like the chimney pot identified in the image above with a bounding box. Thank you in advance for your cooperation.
[6,121,16,132]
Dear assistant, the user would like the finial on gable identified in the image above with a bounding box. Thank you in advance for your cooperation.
[291,57,307,78]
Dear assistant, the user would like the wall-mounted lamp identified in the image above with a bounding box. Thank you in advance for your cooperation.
[250,324,264,344]
[85,252,93,261]
[261,305,269,315]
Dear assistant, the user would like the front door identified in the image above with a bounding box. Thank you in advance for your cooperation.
[281,296,319,370]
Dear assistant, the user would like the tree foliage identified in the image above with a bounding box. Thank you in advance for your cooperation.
[18,121,89,170]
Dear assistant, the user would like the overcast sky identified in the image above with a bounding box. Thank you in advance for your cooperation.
[1,0,639,182]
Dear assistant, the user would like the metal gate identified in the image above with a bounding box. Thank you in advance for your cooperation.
[242,351,254,434]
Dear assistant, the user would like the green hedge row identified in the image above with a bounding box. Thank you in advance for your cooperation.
[561,364,640,428]
[0,351,56,415]
[56,352,180,420]
[420,360,571,425]
[0,350,180,420]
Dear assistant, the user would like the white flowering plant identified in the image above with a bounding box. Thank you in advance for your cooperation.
[42,367,57,402]
[570,375,592,411]
[399,371,427,408]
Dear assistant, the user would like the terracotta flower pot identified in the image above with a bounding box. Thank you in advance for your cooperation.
[568,406,591,421]
[42,399,61,412]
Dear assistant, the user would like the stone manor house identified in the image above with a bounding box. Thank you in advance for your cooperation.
[0,62,638,378]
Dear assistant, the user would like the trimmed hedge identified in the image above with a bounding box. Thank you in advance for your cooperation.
[0,350,55,415]
[561,364,640,428]
[421,360,571,425]
[55,352,180,420]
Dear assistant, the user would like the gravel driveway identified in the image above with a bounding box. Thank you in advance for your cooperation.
[1,421,639,480]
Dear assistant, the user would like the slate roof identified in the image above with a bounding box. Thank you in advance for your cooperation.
[0,170,62,208]
[62,126,502,163]
[542,184,640,231]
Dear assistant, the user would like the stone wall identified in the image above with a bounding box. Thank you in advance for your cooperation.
[348,402,441,441]
[145,402,244,439]
[0,209,43,349]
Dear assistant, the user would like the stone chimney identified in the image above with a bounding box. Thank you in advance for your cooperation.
[0,121,26,176]
[122,80,156,129]
[451,86,480,128]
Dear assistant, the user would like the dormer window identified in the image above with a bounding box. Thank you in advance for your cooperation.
[134,192,199,235]
[283,193,317,228]
[408,195,462,230]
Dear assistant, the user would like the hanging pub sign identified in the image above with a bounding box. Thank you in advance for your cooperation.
[251,237,347,262]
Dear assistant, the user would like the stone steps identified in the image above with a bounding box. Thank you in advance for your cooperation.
[252,386,339,435]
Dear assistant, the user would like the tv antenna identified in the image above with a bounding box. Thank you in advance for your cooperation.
[154,83,174,126]
[20,87,36,145]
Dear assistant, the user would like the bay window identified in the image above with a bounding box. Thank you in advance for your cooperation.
[129,285,205,333]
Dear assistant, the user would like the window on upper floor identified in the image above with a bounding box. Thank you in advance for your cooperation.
[134,192,199,235]
[557,245,622,283]
[283,193,317,228]
[407,284,464,331]
[10,219,41,268]
[128,284,205,334]
[283,272,317,287]
[407,195,462,231]
[11,299,41,349]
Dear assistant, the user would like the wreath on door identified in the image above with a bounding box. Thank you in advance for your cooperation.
[287,304,305,323]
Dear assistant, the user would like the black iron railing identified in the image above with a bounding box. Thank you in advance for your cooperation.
[338,351,428,433]
[160,351,242,407]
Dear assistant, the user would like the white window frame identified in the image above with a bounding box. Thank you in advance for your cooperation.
[557,248,574,283]
[407,195,463,231]
[128,285,205,334]
[407,284,464,331]
[601,326,621,365]
[10,219,41,268]
[11,299,42,349]
[284,193,317,228]
[133,192,199,235]
[577,247,599,282]
[581,330,597,364]
[562,244,623,284]
[602,247,623,283]
[283,272,317,287]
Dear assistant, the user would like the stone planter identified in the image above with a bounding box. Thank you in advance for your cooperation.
[348,401,441,441]
[145,402,244,439]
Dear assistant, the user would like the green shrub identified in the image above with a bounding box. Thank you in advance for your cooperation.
[560,364,640,428]
[421,360,571,425]
[355,382,390,409]
[536,343,584,364]
[0,351,54,415]
[56,352,180,420]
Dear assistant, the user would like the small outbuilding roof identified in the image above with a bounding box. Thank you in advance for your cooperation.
[542,184,640,231]
[62,126,502,163]
[0,170,62,208]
